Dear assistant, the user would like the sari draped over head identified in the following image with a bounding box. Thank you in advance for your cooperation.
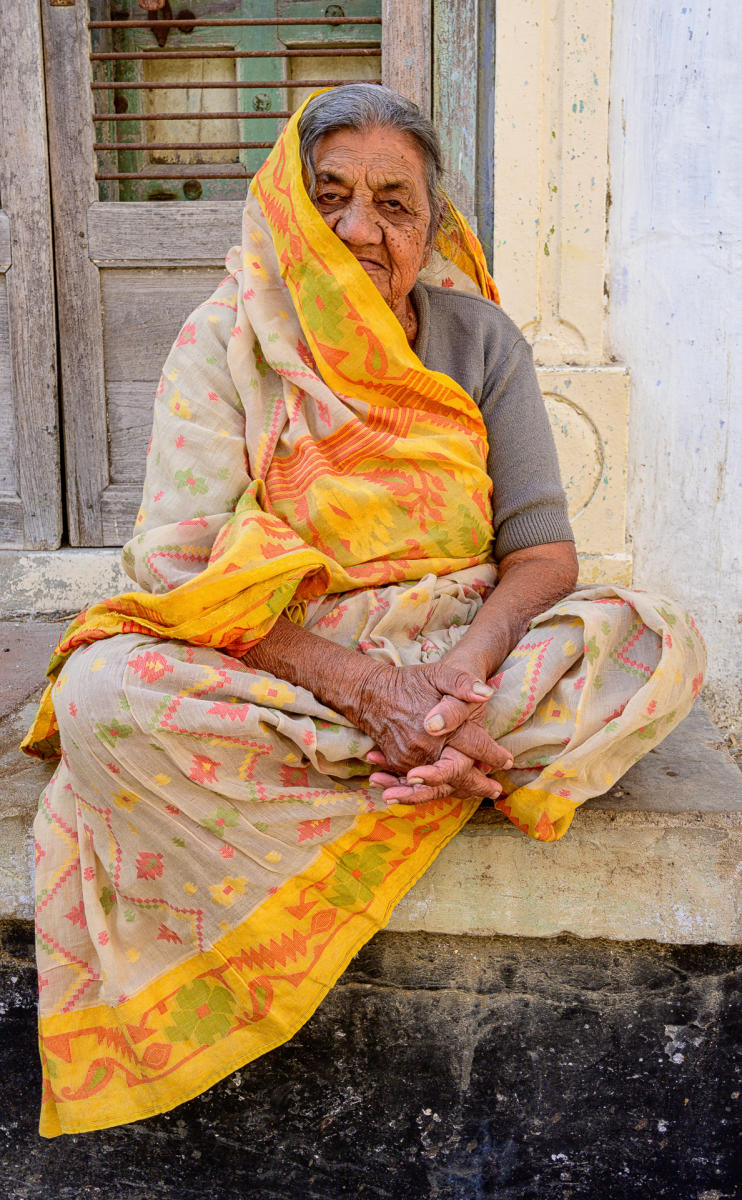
[23,92,705,1138]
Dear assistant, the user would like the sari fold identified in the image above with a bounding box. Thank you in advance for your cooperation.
[25,93,705,1137]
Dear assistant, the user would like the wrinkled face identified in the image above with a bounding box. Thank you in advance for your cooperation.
[309,125,432,321]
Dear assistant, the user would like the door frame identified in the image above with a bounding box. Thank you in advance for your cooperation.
[0,0,61,549]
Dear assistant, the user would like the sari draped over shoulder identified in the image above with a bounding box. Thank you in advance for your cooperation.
[23,95,705,1138]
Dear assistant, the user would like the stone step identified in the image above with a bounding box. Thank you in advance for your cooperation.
[1,925,739,1197]
[2,620,741,945]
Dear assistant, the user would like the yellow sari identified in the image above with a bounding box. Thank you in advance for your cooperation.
[25,97,705,1137]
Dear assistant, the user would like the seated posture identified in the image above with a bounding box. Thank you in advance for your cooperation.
[25,85,705,1137]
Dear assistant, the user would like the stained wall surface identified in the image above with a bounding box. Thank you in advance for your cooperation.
[608,0,742,719]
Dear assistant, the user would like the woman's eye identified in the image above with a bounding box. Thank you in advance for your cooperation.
[318,192,343,205]
[382,199,404,212]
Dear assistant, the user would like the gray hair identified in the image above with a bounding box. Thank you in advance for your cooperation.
[298,84,445,238]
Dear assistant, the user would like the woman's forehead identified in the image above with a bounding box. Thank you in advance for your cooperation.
[312,127,428,190]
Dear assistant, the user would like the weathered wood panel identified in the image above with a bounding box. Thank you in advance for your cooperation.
[106,383,159,487]
[88,203,243,266]
[41,0,109,545]
[432,0,479,229]
[0,213,10,272]
[101,269,227,534]
[101,268,226,380]
[0,277,18,492]
[382,0,431,113]
[100,484,145,546]
[0,0,61,548]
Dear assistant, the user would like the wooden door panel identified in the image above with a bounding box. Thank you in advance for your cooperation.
[100,267,229,380]
[87,200,243,265]
[42,0,448,547]
[101,265,227,537]
[0,220,16,497]
[0,1,61,549]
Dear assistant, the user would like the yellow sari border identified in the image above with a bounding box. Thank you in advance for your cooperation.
[38,794,479,1137]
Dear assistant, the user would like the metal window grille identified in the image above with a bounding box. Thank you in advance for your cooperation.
[89,1,382,201]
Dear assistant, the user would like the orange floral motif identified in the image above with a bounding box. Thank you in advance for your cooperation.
[64,902,86,929]
[280,764,309,788]
[135,851,164,881]
[297,818,331,842]
[157,924,182,944]
[176,323,196,346]
[189,755,220,785]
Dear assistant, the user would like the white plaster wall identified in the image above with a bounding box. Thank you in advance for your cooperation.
[608,0,742,720]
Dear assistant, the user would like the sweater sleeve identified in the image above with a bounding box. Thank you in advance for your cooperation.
[121,273,251,593]
[479,335,575,560]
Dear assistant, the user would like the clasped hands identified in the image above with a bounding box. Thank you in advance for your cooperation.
[349,660,512,806]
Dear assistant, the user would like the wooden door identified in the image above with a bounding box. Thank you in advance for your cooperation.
[41,0,384,546]
[41,0,489,547]
[0,1,61,549]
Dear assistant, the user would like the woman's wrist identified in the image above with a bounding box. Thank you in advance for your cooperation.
[441,626,511,684]
[243,615,390,724]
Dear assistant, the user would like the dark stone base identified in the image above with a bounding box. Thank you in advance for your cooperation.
[1,922,741,1200]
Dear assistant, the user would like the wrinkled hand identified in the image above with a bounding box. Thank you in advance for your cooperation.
[368,744,506,805]
[349,661,512,796]
[365,672,513,805]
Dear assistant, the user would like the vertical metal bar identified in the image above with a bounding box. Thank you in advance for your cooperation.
[476,0,495,270]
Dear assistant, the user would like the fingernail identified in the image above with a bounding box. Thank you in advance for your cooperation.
[407,777,424,786]
[425,714,445,732]
[472,681,493,698]
[503,756,514,769]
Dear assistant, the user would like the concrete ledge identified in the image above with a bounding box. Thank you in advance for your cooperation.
[0,548,630,617]
[0,549,129,618]
[390,704,742,944]
[1,618,740,944]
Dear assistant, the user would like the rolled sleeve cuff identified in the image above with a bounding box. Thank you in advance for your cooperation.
[494,503,575,561]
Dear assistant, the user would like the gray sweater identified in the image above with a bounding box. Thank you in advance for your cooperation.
[413,282,574,561]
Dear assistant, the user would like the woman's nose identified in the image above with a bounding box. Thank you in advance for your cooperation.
[334,196,382,245]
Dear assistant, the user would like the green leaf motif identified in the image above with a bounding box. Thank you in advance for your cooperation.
[174,469,208,496]
[201,805,239,839]
[585,636,600,665]
[636,722,658,741]
[99,886,117,915]
[95,719,134,748]
[164,979,238,1047]
[325,843,391,911]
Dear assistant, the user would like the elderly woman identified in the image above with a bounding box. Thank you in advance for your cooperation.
[25,85,704,1137]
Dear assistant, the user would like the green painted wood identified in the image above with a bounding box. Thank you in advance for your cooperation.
[92,0,381,203]
[432,0,495,269]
